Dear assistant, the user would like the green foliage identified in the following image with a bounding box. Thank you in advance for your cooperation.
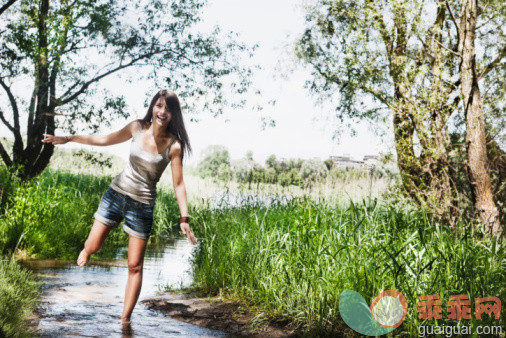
[0,164,20,211]
[232,156,255,183]
[196,145,231,179]
[0,0,262,179]
[265,154,278,171]
[300,158,328,184]
[216,163,232,182]
[0,167,181,259]
[293,0,506,225]
[1,0,258,127]
[0,258,40,338]
[72,150,113,169]
[211,150,392,188]
[323,158,334,171]
[190,195,506,336]
[278,171,291,187]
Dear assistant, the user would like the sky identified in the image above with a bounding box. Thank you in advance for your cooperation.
[0,0,392,167]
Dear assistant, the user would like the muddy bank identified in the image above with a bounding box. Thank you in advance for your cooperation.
[140,291,304,337]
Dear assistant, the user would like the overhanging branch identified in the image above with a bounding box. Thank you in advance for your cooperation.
[0,79,22,141]
[478,46,506,80]
[0,110,15,133]
[56,51,167,106]
[0,139,12,167]
[0,0,17,16]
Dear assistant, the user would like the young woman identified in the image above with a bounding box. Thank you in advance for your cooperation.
[42,89,197,323]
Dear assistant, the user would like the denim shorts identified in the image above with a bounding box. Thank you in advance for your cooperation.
[94,187,154,240]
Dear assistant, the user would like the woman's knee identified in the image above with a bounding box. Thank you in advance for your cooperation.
[127,261,143,273]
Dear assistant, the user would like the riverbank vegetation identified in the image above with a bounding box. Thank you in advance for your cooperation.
[1,145,394,259]
[0,258,41,337]
[188,195,506,336]
[1,146,503,336]
[0,146,396,336]
[0,169,181,260]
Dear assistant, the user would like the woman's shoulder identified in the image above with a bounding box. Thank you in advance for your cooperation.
[129,119,144,136]
[168,138,182,157]
[136,119,146,129]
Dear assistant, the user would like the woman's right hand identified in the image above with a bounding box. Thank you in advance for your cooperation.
[180,222,197,245]
[42,134,69,145]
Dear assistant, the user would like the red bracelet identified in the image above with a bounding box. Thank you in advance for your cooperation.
[179,216,190,223]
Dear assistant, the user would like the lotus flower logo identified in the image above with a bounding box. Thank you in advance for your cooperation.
[339,289,408,336]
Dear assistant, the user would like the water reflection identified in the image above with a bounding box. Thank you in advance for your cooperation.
[23,238,227,337]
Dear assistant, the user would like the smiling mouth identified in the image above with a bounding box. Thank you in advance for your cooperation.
[157,115,168,122]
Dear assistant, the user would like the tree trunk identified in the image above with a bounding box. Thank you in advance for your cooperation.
[458,0,502,237]
[393,104,458,227]
[12,0,55,180]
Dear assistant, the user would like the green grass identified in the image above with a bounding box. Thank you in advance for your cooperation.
[0,168,182,259]
[2,153,503,336]
[0,258,41,337]
[187,195,506,336]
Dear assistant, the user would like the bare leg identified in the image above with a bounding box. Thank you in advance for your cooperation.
[77,219,115,267]
[121,234,148,322]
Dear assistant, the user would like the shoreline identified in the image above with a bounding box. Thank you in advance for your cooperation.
[140,290,305,337]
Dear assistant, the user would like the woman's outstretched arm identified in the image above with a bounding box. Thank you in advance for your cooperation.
[41,120,141,146]
[169,141,197,245]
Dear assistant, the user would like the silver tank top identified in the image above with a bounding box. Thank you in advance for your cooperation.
[110,122,177,205]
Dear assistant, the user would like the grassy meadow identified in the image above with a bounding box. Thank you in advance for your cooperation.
[0,145,504,336]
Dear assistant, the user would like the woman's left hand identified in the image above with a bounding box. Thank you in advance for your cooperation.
[180,222,197,245]
[42,134,69,145]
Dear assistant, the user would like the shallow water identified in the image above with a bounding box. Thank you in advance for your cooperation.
[22,238,229,337]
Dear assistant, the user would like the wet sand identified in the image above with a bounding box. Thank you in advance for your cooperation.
[141,291,304,337]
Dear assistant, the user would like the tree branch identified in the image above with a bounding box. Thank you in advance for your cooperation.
[57,52,165,106]
[445,0,460,41]
[48,20,70,111]
[0,109,14,133]
[478,46,506,80]
[0,138,12,167]
[27,84,37,139]
[0,79,22,141]
[367,0,393,56]
[406,3,425,43]
[0,0,17,16]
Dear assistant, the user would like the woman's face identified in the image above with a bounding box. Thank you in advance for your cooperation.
[152,97,172,127]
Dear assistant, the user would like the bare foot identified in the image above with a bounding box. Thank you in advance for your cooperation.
[121,316,131,324]
[77,248,91,267]
[121,319,133,336]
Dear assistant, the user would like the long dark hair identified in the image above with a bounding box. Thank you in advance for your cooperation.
[141,89,192,160]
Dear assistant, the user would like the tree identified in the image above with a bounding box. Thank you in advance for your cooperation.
[216,163,232,182]
[278,172,291,187]
[0,0,258,179]
[266,154,279,172]
[265,167,277,184]
[457,0,502,236]
[251,164,266,188]
[300,158,328,183]
[196,145,230,178]
[324,158,334,171]
[295,0,505,228]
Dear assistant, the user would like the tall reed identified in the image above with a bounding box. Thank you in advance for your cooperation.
[189,195,505,336]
